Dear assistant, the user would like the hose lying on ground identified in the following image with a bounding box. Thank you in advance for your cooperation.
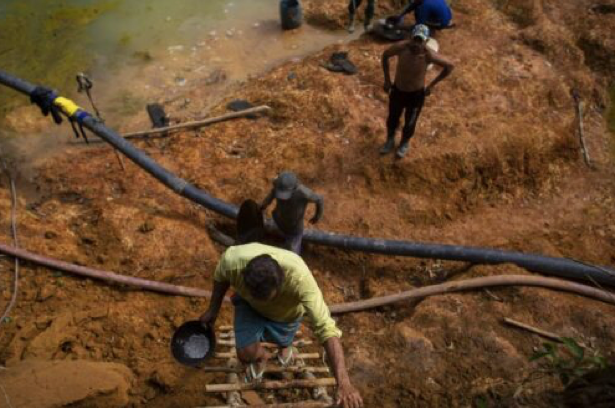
[1,70,614,286]
[0,243,214,299]
[329,274,615,314]
[0,243,613,314]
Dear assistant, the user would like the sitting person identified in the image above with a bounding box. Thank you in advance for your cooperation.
[260,171,323,254]
[388,0,454,32]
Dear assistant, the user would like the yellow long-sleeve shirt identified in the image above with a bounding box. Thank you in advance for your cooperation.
[214,243,341,344]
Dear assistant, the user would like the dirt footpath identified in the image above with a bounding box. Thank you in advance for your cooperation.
[0,0,614,407]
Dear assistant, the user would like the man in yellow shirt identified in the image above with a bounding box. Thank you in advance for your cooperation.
[200,243,363,408]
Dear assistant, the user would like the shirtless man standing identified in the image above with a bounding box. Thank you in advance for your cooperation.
[381,24,454,158]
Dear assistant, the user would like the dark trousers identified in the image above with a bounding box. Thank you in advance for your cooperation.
[386,86,425,143]
[348,0,375,22]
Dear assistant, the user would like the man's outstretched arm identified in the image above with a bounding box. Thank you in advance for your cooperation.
[200,280,230,327]
[299,274,363,407]
[259,189,275,212]
[389,0,419,24]
[302,187,324,224]
[325,337,364,408]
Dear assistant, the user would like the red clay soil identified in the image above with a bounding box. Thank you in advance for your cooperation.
[0,0,615,407]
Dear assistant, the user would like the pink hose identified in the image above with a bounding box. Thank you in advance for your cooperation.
[0,243,213,299]
[0,243,613,314]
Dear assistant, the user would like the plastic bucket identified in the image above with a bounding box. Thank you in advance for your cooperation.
[280,0,303,30]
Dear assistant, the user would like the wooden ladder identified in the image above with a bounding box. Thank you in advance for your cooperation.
[198,325,336,408]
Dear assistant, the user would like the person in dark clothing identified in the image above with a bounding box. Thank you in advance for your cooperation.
[260,171,323,254]
[347,0,376,33]
[381,24,454,158]
[388,0,453,32]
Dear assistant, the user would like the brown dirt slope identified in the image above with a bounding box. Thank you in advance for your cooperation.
[0,0,614,407]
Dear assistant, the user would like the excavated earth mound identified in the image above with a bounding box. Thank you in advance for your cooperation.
[0,0,614,407]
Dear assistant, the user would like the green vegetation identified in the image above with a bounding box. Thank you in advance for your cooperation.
[530,338,607,386]
[0,0,119,118]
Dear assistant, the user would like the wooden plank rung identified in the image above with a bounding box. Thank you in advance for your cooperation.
[217,339,313,347]
[206,378,336,392]
[214,352,320,360]
[200,366,329,374]
[200,402,334,408]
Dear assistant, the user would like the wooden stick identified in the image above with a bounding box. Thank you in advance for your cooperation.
[218,326,304,337]
[225,358,242,407]
[71,106,270,145]
[128,106,271,140]
[202,403,334,408]
[200,366,329,374]
[217,339,313,347]
[112,149,126,171]
[206,378,336,392]
[503,317,588,348]
[571,89,591,167]
[214,352,320,360]
[503,318,562,343]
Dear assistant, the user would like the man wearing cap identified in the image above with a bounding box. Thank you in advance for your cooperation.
[260,171,323,254]
[388,0,453,33]
[381,24,454,158]
[200,242,364,408]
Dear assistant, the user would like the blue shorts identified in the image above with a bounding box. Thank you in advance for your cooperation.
[232,296,301,349]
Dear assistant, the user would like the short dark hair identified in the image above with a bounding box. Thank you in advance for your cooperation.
[243,255,285,300]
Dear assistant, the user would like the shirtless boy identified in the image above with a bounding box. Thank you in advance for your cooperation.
[381,24,454,158]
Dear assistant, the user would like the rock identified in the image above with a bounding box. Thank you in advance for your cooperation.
[36,286,55,302]
[0,359,134,408]
[394,324,436,370]
[138,221,155,234]
[144,387,157,400]
[204,68,227,85]
[24,312,77,359]
[44,231,57,239]
[151,366,177,392]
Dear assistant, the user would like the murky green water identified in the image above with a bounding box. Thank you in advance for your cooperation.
[0,0,259,112]
[0,0,350,120]
[0,0,356,199]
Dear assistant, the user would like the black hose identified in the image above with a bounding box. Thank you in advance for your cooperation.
[1,69,614,286]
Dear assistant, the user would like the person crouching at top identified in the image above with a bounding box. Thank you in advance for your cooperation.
[260,171,323,254]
